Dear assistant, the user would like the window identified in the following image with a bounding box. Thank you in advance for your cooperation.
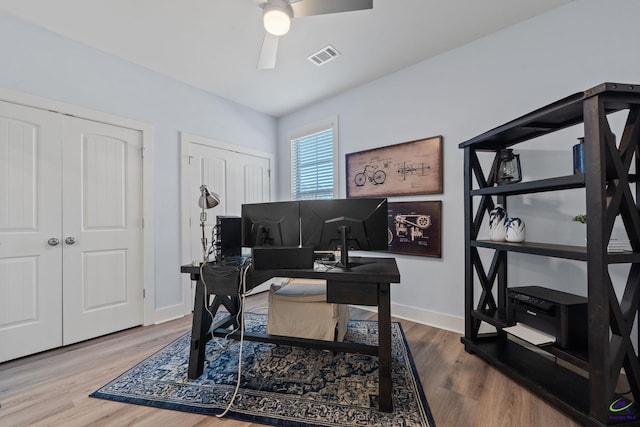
[290,118,338,200]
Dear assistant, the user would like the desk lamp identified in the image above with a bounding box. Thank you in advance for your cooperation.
[198,185,220,262]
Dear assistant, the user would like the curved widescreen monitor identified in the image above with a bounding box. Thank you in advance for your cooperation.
[241,201,300,247]
[300,198,388,267]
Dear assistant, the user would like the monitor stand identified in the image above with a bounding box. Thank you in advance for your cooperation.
[335,225,363,269]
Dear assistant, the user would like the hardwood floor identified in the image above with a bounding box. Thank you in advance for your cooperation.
[0,292,580,427]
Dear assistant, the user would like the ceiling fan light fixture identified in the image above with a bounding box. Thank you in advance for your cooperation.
[263,2,292,36]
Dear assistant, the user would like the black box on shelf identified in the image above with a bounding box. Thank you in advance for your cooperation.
[508,286,587,350]
[251,246,314,270]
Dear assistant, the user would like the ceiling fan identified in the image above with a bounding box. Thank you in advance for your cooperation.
[256,0,373,70]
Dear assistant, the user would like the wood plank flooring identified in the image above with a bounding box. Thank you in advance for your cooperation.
[0,292,581,426]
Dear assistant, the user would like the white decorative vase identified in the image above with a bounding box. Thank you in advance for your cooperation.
[505,217,526,242]
[489,205,508,241]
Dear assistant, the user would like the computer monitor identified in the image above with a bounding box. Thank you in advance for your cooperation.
[241,201,300,247]
[300,198,388,268]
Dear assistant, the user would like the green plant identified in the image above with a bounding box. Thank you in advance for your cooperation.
[573,214,587,224]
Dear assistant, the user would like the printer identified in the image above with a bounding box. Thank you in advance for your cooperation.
[508,286,587,350]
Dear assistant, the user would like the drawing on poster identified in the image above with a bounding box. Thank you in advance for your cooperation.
[346,136,442,197]
[387,201,441,258]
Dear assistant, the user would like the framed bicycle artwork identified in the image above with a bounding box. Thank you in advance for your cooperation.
[345,136,443,197]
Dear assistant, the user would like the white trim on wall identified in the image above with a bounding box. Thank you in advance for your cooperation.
[354,304,465,335]
[184,131,278,161]
[0,87,157,326]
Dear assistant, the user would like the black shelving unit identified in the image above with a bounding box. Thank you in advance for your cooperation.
[459,83,640,426]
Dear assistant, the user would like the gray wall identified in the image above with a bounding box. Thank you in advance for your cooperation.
[2,0,638,329]
[277,0,640,329]
[0,11,278,310]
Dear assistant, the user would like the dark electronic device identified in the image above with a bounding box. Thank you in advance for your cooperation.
[241,201,300,247]
[300,198,388,268]
[251,246,314,270]
[314,251,336,262]
[508,286,587,350]
[213,216,241,261]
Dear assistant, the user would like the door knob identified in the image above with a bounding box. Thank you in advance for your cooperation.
[65,237,76,245]
[48,238,60,246]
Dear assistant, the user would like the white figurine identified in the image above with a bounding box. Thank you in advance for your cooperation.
[489,205,507,241]
[505,217,526,242]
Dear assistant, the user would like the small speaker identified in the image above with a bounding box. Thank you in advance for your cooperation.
[252,247,314,270]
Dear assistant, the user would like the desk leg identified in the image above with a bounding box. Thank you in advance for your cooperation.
[378,282,393,412]
[188,279,211,379]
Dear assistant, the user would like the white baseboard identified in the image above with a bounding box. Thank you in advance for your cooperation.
[353,303,462,334]
[355,302,497,335]
[391,303,465,334]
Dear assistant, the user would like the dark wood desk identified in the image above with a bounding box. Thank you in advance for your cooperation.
[180,256,400,412]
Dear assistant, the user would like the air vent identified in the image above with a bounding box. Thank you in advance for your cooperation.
[308,45,341,66]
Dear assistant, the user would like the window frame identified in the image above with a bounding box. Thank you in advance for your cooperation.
[288,116,339,200]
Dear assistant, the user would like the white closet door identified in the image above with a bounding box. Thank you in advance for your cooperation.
[238,150,271,206]
[187,142,271,262]
[61,117,144,345]
[0,102,63,362]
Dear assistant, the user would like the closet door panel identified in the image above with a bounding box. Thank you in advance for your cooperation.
[241,155,270,205]
[187,143,230,265]
[186,142,271,264]
[0,101,63,362]
[61,117,143,345]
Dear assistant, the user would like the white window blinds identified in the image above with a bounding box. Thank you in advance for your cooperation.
[291,128,335,200]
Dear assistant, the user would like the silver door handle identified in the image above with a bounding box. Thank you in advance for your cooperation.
[48,238,60,246]
[65,237,76,245]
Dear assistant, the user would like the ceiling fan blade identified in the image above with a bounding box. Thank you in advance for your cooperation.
[291,0,372,17]
[257,32,279,70]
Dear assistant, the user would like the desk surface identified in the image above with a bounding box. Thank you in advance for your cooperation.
[181,256,400,285]
[256,256,400,284]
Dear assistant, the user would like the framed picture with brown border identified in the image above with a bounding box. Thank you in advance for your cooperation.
[346,135,443,198]
[387,200,441,258]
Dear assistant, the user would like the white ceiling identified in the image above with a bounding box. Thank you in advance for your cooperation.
[0,0,572,117]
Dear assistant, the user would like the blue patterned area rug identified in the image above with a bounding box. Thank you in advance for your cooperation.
[91,313,435,427]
